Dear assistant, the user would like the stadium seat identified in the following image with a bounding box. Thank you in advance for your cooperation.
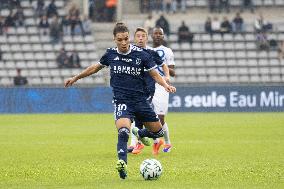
[32,44,43,52]
[22,44,32,52]
[10,44,21,52]
[53,77,63,85]
[42,44,53,52]
[0,78,12,86]
[30,77,41,85]
[13,53,25,61]
[8,36,18,43]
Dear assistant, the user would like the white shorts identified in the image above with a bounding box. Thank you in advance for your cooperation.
[152,83,169,115]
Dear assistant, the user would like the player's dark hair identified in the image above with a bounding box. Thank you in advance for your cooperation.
[152,27,164,34]
[135,27,148,36]
[113,22,129,36]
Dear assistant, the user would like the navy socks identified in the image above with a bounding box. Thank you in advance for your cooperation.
[138,128,164,139]
[117,127,129,164]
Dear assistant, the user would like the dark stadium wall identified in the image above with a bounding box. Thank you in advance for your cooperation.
[0,86,284,113]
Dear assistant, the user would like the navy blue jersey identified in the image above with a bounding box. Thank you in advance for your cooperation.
[143,47,164,96]
[99,44,157,102]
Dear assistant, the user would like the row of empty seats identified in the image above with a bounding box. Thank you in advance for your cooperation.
[0,35,95,43]
[168,32,284,42]
[1,51,98,62]
[183,0,284,7]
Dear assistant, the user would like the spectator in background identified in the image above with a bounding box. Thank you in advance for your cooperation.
[14,69,28,86]
[156,15,170,37]
[4,11,15,27]
[163,0,174,13]
[218,0,230,13]
[208,0,217,13]
[139,0,149,13]
[105,0,117,22]
[177,21,194,45]
[254,13,272,33]
[241,0,254,13]
[56,48,69,68]
[60,15,70,35]
[143,13,156,35]
[10,0,21,9]
[47,0,58,18]
[14,7,25,27]
[39,15,49,35]
[69,15,84,36]
[0,16,3,35]
[256,32,269,51]
[69,3,80,18]
[49,16,61,44]
[73,19,84,35]
[232,12,244,33]
[278,41,284,61]
[211,16,221,34]
[34,0,45,18]
[82,15,92,35]
[175,0,186,13]
[204,17,212,35]
[69,50,81,68]
[220,16,232,35]
[152,0,163,12]
[89,0,95,19]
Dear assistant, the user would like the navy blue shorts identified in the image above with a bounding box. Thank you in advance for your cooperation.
[113,98,159,123]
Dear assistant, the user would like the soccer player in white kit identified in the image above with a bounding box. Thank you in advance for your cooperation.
[152,27,176,152]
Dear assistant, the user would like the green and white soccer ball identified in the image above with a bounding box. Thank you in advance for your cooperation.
[140,159,163,180]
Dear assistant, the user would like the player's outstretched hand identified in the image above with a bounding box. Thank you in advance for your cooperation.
[165,85,176,93]
[64,77,77,87]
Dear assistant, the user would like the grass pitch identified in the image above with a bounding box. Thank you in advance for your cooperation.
[0,113,283,189]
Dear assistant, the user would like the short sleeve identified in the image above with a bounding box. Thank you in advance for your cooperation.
[98,50,110,67]
[165,48,175,66]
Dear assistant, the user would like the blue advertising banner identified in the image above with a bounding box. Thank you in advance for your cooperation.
[0,87,113,113]
[169,86,284,112]
[0,86,283,113]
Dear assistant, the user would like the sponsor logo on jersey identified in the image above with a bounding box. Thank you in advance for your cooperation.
[114,56,120,60]
[113,65,141,76]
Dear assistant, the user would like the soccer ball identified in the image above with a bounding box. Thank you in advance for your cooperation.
[140,159,163,180]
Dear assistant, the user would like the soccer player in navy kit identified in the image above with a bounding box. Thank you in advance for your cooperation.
[129,27,170,155]
[64,23,176,179]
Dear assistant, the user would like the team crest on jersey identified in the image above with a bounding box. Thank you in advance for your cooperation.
[136,58,141,65]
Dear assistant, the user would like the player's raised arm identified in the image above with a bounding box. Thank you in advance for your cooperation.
[64,63,104,87]
[149,69,176,93]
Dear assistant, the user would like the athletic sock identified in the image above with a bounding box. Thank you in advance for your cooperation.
[153,138,159,144]
[130,123,137,146]
[138,128,164,139]
[162,122,171,144]
[117,127,129,164]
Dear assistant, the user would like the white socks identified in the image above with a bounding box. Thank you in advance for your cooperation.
[162,122,171,144]
[130,122,138,146]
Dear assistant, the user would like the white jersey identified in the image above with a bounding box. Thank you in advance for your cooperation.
[153,45,175,76]
[152,45,175,115]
